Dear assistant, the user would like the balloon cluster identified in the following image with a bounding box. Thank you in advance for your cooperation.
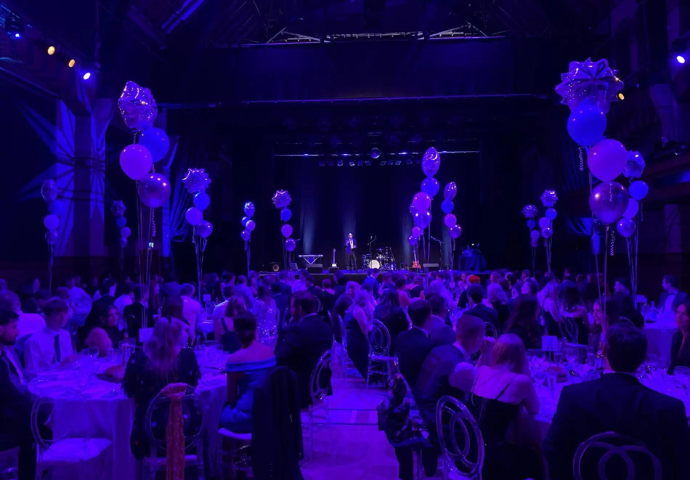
[117,81,172,208]
[41,180,61,247]
[111,201,129,248]
[241,202,256,242]
[409,147,440,246]
[272,191,295,252]
[183,169,213,238]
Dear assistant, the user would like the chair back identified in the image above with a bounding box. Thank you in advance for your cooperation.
[560,315,579,344]
[338,315,346,347]
[370,320,392,356]
[31,388,87,453]
[0,446,19,480]
[484,322,498,339]
[573,431,662,480]
[144,384,205,454]
[435,395,484,480]
[309,350,332,405]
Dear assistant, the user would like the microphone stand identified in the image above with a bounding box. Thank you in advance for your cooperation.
[429,235,444,269]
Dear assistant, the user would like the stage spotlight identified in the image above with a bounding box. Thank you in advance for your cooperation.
[365,161,371,167]
[68,59,76,68]
[83,72,92,80]
[6,16,23,39]
[388,160,394,166]
[357,161,363,166]
[380,160,386,166]
[395,160,402,166]
[406,159,413,165]
[337,160,343,167]
[47,46,56,55]
[617,92,624,100]
[349,161,355,167]
[400,151,408,155]
[677,55,686,64]
[370,148,381,159]
[318,161,325,167]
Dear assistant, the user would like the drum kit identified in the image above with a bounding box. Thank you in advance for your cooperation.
[362,247,396,271]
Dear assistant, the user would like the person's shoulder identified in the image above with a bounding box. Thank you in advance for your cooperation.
[642,384,688,411]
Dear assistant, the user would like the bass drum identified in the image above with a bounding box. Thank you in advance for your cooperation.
[369,259,381,269]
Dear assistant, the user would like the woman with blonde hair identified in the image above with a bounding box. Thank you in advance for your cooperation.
[123,318,201,459]
[344,290,375,378]
[469,333,542,479]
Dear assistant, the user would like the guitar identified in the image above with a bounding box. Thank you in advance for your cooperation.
[332,248,337,268]
[412,248,420,270]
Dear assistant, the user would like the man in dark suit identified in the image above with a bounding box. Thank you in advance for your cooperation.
[426,295,455,346]
[660,274,688,315]
[414,315,487,424]
[544,324,690,480]
[273,271,293,296]
[409,276,424,298]
[93,279,115,312]
[275,290,333,409]
[464,284,499,331]
[331,282,360,344]
[345,233,357,271]
[394,299,434,389]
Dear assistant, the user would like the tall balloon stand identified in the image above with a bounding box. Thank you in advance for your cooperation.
[241,201,256,275]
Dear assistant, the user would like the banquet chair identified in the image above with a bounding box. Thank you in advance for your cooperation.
[217,367,253,480]
[144,384,205,480]
[573,431,662,480]
[366,320,398,390]
[0,446,19,480]
[560,316,579,345]
[484,322,498,339]
[302,349,333,462]
[337,315,360,385]
[32,389,112,480]
[436,395,484,480]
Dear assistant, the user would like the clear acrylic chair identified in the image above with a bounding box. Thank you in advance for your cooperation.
[484,322,498,339]
[32,388,112,480]
[573,431,662,480]
[217,368,253,480]
[366,320,397,389]
[144,384,205,480]
[302,349,333,462]
[338,315,360,385]
[436,395,484,480]
[560,316,579,345]
[0,446,19,480]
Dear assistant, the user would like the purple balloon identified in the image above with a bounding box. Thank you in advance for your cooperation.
[449,225,462,239]
[545,208,557,221]
[444,214,457,228]
[421,177,440,197]
[43,214,59,232]
[522,204,538,219]
[531,238,539,248]
[241,230,251,241]
[241,216,250,227]
[444,182,457,201]
[623,199,639,219]
[281,224,293,238]
[629,180,648,201]
[280,208,292,222]
[120,144,152,181]
[198,220,213,238]
[115,216,127,229]
[185,207,203,226]
[120,238,128,248]
[538,217,550,230]
[588,139,627,182]
[567,102,606,147]
[138,127,170,162]
[421,147,440,177]
[244,202,255,217]
[111,200,126,217]
[41,179,58,203]
[441,200,454,214]
[530,230,540,240]
[45,231,58,246]
[527,219,536,229]
[541,227,553,239]
[408,235,417,246]
[414,210,432,229]
[589,181,630,225]
[412,192,431,212]
[285,238,297,252]
[120,227,132,239]
[411,226,422,239]
[193,191,210,211]
[616,218,636,238]
[48,200,66,216]
[246,220,256,232]
[139,173,171,208]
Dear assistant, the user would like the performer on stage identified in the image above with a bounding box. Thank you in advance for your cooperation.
[345,233,357,271]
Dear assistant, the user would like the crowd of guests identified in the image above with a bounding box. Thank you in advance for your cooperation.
[1,266,690,479]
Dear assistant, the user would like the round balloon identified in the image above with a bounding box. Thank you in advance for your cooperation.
[115,216,127,228]
[246,220,256,232]
[281,224,293,238]
[411,226,422,238]
[241,230,251,241]
[567,102,606,147]
[241,216,250,227]
[139,173,171,208]
[43,214,59,231]
[530,229,541,240]
[444,214,457,228]
[629,181,649,201]
[441,200,454,214]
[422,147,440,177]
[120,238,128,248]
[408,235,417,246]
[244,202,255,217]
[588,139,627,182]
[280,208,292,222]
[616,218,636,238]
[414,210,432,229]
[623,199,639,219]
[119,144,153,180]
[527,219,536,229]
[412,192,432,212]
[531,238,539,248]
[111,201,126,217]
[48,200,66,216]
[198,221,213,238]
[545,208,558,221]
[541,227,553,239]
[449,225,462,239]
[193,192,210,211]
[137,127,170,162]
[41,180,58,203]
[444,182,457,201]
[589,181,630,225]
[285,238,297,252]
[421,177,440,197]
[185,207,203,226]
[538,217,551,229]
[45,231,58,246]
[120,227,132,238]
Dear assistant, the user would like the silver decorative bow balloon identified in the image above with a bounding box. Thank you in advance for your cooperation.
[540,190,558,208]
[421,147,440,177]
[623,151,645,179]
[272,190,292,209]
[118,81,158,131]
[181,168,211,194]
[555,58,624,113]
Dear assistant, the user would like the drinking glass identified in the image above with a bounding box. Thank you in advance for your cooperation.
[553,351,563,366]
[565,348,578,366]
[88,347,99,358]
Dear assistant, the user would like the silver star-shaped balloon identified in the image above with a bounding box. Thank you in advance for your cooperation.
[182,168,211,194]
[540,190,558,207]
[522,204,538,219]
[555,58,624,113]
[118,81,158,131]
[272,190,292,209]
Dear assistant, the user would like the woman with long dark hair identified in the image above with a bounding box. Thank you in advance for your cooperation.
[560,281,589,345]
[79,304,123,355]
[669,300,690,374]
[504,295,543,349]
[589,298,619,354]
[373,288,409,353]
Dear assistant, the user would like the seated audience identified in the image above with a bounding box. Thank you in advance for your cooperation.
[465,285,499,331]
[252,284,279,346]
[233,275,255,310]
[660,274,688,315]
[322,278,335,296]
[669,300,690,374]
[589,298,619,354]
[344,290,375,378]
[373,288,409,353]
[214,296,246,352]
[521,279,539,296]
[220,312,276,433]
[409,275,424,298]
[504,295,542,349]
[123,319,201,459]
[275,290,333,409]
[426,295,455,346]
[394,274,411,308]
[520,269,531,282]
[66,275,93,328]
[79,304,123,355]
[332,281,360,336]
[539,281,561,337]
[333,271,347,299]
[395,299,435,388]
[123,284,155,342]
[159,295,193,347]
[113,282,134,319]
[213,285,234,325]
[544,324,690,480]
[468,333,542,480]
[416,314,488,424]
[0,290,45,339]
[180,283,201,334]
[24,298,75,372]
[560,281,590,345]
[487,283,511,330]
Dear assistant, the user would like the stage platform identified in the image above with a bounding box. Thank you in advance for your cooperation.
[259,269,493,286]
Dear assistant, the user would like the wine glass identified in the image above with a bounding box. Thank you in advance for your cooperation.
[88,347,99,358]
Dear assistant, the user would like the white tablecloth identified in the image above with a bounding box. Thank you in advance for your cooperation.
[644,322,678,363]
[29,362,227,480]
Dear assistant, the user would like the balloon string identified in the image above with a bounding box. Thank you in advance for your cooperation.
[48,243,54,294]
[579,147,584,172]
[610,231,615,257]
[603,227,609,316]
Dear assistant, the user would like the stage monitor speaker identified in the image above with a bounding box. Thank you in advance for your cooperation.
[329,266,339,273]
[307,264,323,273]
[423,263,440,271]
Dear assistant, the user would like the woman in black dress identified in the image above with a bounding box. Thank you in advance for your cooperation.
[669,300,690,374]
[373,289,409,353]
[122,318,201,459]
[78,303,124,355]
[504,295,543,350]
[487,283,511,333]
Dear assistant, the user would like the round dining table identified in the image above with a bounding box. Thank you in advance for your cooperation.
[28,352,228,480]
